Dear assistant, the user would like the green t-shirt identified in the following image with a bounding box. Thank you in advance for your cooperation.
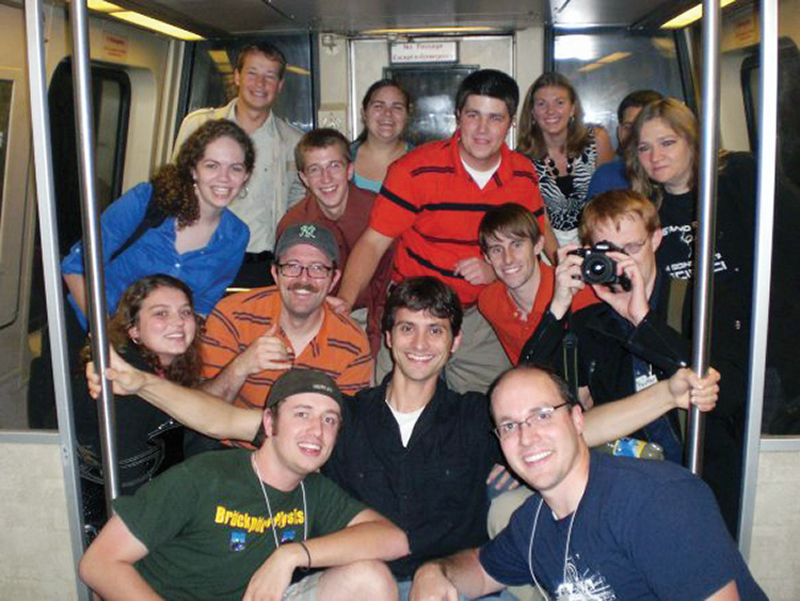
[114,449,366,600]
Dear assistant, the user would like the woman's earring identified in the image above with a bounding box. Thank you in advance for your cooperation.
[131,336,141,346]
[238,185,249,200]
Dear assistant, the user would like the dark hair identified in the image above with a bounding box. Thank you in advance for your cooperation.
[381,276,463,337]
[455,69,519,118]
[617,89,664,123]
[295,128,352,172]
[517,72,590,161]
[355,79,412,144]
[488,364,578,413]
[153,119,255,229]
[235,42,287,79]
[107,275,202,387]
[478,203,542,255]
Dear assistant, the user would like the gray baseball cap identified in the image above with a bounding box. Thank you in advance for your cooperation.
[274,223,339,264]
[266,368,342,409]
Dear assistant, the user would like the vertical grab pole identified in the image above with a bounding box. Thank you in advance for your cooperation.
[687,0,721,475]
[738,0,778,557]
[69,0,120,505]
[24,2,89,595]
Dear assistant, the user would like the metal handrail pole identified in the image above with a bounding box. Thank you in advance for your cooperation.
[687,0,721,475]
[738,0,778,558]
[24,1,89,595]
[68,0,120,506]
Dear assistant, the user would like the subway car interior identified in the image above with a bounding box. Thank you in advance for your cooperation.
[0,0,798,597]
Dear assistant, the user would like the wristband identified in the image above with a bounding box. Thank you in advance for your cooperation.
[298,541,312,570]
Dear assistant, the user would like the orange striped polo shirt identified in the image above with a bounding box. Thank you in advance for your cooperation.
[200,287,373,410]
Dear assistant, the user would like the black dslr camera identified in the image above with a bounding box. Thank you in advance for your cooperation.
[567,241,632,291]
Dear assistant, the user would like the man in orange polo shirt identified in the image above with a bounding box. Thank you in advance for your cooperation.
[478,203,597,365]
[200,223,373,412]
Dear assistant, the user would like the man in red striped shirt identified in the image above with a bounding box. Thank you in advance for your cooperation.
[336,70,557,393]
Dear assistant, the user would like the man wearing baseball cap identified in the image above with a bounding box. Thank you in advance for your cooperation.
[199,223,373,420]
[80,369,408,600]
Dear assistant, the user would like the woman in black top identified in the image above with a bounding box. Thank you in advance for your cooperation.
[626,97,757,535]
[75,274,203,534]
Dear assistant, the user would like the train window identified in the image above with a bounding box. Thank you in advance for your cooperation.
[0,79,10,216]
[25,61,132,430]
[740,38,800,436]
[48,60,131,255]
[384,66,477,145]
[552,29,688,150]
[180,35,315,134]
[741,38,800,186]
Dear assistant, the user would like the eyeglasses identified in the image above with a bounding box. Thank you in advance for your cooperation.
[276,262,333,279]
[493,403,569,440]
[304,160,346,180]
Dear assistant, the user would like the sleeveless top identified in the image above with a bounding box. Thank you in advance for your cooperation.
[350,139,413,193]
[533,130,599,232]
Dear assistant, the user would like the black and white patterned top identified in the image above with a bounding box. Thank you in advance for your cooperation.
[533,130,598,232]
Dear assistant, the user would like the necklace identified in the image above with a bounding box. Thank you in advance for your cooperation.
[545,155,574,178]
[527,497,578,600]
[251,454,308,548]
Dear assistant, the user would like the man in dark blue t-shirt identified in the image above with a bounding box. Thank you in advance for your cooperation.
[409,365,766,601]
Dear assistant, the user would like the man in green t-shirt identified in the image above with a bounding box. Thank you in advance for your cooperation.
[79,369,409,600]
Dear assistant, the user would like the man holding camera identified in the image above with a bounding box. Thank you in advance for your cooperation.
[521,189,690,462]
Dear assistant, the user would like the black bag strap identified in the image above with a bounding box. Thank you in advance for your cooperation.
[109,196,168,262]
[561,320,581,405]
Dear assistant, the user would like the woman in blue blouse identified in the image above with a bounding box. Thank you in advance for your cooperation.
[62,119,253,326]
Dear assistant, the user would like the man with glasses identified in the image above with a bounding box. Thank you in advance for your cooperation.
[409,364,765,601]
[174,42,306,288]
[200,223,373,418]
[277,128,394,355]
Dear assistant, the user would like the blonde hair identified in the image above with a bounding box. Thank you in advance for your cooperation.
[580,190,660,244]
[625,98,698,208]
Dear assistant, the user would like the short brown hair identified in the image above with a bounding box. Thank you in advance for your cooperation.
[579,189,660,244]
[235,42,287,79]
[294,128,351,172]
[478,203,542,255]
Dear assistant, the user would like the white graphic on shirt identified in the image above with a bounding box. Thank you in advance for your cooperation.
[661,225,727,280]
[554,554,616,600]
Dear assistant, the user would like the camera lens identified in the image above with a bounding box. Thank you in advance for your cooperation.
[582,254,615,284]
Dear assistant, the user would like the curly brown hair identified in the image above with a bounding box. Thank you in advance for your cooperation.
[107,274,203,387]
[517,73,591,161]
[151,119,255,228]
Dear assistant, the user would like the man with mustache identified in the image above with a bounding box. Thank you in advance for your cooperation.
[199,223,373,424]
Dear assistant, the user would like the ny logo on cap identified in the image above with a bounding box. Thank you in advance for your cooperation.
[299,224,317,239]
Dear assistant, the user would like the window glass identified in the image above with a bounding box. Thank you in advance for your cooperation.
[553,30,686,151]
[0,79,11,216]
[183,35,314,133]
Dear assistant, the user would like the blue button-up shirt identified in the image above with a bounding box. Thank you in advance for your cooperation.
[61,182,249,328]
